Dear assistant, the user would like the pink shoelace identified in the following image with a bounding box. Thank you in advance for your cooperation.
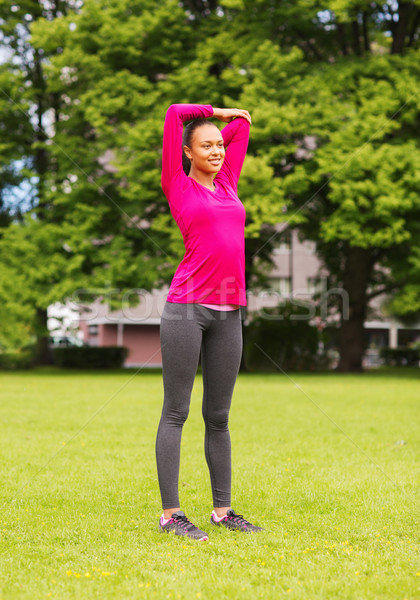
[226,512,248,527]
[171,514,196,531]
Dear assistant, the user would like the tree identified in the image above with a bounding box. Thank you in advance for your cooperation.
[238,37,420,370]
[0,58,37,353]
[20,0,287,365]
[0,0,205,361]
[0,0,77,362]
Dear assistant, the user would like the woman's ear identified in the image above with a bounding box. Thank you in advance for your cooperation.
[183,145,193,160]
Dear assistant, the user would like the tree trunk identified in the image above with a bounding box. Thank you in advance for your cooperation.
[337,22,349,55]
[32,307,52,365]
[407,8,420,47]
[33,48,48,214]
[337,246,373,372]
[362,11,370,53]
[391,1,413,54]
[351,17,361,55]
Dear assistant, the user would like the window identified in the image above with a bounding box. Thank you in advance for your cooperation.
[88,324,98,336]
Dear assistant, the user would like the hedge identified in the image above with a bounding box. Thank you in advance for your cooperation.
[244,301,321,371]
[379,347,420,367]
[52,345,129,368]
[0,349,34,370]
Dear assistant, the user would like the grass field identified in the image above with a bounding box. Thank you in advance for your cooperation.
[0,367,419,600]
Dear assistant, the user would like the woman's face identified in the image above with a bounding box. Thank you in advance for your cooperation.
[184,124,225,174]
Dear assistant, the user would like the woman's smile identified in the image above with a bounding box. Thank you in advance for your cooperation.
[183,123,226,176]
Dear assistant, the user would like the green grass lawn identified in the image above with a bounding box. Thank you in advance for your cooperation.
[0,367,419,600]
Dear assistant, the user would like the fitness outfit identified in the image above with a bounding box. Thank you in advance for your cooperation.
[155,104,249,511]
[161,103,249,307]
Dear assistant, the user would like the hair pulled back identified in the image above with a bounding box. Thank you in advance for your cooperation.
[182,119,217,175]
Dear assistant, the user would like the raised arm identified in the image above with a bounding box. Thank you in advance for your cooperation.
[212,108,251,190]
[161,103,214,195]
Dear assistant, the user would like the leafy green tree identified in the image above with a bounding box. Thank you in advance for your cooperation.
[0,0,74,361]
[0,59,37,353]
[238,38,420,370]
[1,0,204,361]
[175,1,420,371]
[0,65,33,225]
[383,241,420,324]
[21,0,287,363]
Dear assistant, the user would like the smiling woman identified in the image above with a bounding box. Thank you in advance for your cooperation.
[160,104,252,309]
[154,103,264,541]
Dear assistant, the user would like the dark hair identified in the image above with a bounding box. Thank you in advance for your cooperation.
[182,119,218,175]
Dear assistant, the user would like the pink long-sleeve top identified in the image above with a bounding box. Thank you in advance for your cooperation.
[161,104,249,308]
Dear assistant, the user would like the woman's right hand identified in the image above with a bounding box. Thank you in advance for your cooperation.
[212,107,252,125]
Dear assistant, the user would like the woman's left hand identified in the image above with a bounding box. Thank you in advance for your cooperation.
[212,107,252,125]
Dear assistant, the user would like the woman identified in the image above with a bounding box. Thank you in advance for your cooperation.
[155,103,264,541]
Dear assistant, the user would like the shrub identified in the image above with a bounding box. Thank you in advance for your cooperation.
[0,348,34,370]
[52,346,129,368]
[244,301,320,371]
[379,347,420,367]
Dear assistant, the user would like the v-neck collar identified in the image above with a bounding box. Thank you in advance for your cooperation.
[190,177,218,193]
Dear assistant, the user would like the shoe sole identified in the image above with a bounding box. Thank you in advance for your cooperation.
[159,525,209,541]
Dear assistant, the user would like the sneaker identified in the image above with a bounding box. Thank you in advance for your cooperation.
[210,508,264,532]
[159,510,209,541]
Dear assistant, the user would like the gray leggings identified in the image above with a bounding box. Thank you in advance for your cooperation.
[155,301,243,509]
